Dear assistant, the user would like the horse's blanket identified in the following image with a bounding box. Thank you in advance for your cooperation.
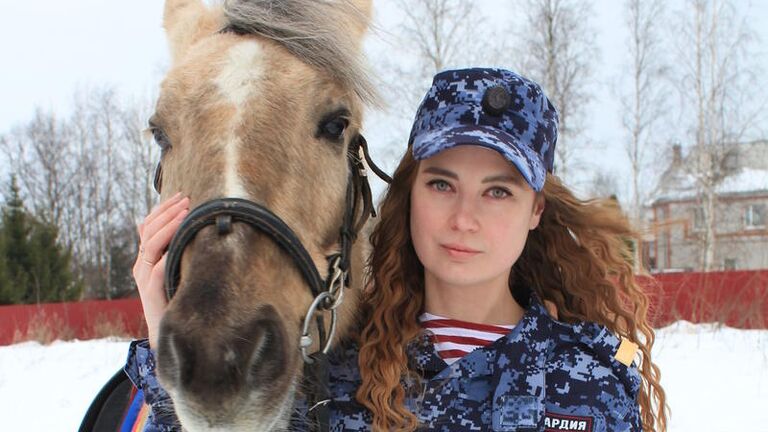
[124,293,641,431]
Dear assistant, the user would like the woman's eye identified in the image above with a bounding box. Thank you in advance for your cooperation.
[428,180,451,192]
[488,187,511,199]
[320,117,349,140]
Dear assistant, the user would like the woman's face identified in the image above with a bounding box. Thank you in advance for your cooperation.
[410,145,545,291]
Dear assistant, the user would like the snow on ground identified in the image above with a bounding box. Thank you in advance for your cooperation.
[0,337,130,431]
[652,322,768,431]
[1,323,767,431]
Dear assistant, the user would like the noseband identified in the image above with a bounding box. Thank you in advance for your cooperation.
[153,135,390,431]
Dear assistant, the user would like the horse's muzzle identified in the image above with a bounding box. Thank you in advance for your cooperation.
[157,304,289,406]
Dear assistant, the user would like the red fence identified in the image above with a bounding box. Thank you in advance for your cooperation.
[0,270,766,345]
[644,270,768,329]
[0,298,145,345]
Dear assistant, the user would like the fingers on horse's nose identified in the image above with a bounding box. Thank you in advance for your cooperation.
[157,308,287,399]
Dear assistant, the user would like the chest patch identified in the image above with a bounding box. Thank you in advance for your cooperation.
[544,412,594,432]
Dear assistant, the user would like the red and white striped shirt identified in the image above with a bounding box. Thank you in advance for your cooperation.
[419,312,515,365]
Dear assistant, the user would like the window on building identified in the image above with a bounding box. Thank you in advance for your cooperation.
[642,241,657,271]
[745,204,766,228]
[723,258,737,270]
[692,207,705,231]
[658,232,669,270]
[723,150,739,171]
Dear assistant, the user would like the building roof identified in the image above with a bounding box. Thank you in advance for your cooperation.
[652,168,768,204]
[650,140,768,205]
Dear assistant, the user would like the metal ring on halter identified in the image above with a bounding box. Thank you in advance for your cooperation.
[299,291,338,364]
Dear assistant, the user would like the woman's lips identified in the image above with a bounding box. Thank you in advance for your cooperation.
[441,243,481,258]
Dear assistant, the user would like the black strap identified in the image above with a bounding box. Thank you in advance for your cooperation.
[164,198,325,300]
[358,135,393,184]
[304,352,331,432]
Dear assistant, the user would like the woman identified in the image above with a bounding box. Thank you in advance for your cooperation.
[128,68,667,431]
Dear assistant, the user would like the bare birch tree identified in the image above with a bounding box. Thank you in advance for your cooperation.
[515,0,598,183]
[374,0,498,165]
[117,95,159,229]
[87,89,120,298]
[673,0,765,270]
[0,109,78,229]
[74,87,152,298]
[393,0,487,80]
[620,0,668,225]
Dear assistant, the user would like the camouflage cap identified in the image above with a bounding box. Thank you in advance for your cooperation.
[409,68,558,192]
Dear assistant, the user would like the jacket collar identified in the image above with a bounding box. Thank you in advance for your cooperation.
[408,292,554,381]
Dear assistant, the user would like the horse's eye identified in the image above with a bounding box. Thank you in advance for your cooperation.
[151,127,172,154]
[320,117,349,141]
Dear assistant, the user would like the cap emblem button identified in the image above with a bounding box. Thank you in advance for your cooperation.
[481,85,511,116]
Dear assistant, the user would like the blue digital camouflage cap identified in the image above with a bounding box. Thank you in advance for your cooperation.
[409,68,558,192]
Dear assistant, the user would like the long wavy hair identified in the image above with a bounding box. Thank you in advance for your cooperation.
[355,150,668,431]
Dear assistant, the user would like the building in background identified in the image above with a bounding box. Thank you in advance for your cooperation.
[643,140,768,272]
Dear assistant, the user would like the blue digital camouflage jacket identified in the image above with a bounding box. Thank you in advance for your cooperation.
[125,295,642,431]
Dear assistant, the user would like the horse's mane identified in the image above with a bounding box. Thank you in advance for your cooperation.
[222,0,379,104]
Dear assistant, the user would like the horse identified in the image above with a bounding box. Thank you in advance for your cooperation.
[135,0,378,430]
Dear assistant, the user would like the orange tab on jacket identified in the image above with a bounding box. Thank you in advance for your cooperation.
[614,337,638,367]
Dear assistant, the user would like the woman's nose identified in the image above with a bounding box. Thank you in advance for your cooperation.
[449,194,480,232]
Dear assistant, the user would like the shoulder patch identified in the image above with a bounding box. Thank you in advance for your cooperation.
[614,337,639,367]
[544,412,594,432]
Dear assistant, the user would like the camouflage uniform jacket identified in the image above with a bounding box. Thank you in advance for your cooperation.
[125,295,642,431]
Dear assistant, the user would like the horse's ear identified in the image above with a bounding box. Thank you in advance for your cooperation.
[163,0,224,63]
[347,0,373,45]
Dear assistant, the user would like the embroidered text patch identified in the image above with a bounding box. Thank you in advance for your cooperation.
[544,412,594,432]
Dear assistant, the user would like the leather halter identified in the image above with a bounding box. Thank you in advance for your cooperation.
[153,135,389,431]
[164,198,324,300]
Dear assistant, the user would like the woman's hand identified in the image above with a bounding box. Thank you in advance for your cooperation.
[132,192,190,349]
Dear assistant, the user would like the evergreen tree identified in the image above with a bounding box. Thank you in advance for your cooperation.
[27,220,82,302]
[1,175,32,304]
[0,175,82,304]
[0,227,15,304]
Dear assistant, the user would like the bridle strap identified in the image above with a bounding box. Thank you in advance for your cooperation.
[336,136,373,274]
[358,135,393,184]
[164,198,325,301]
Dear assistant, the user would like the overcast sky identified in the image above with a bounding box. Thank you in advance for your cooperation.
[1,0,766,201]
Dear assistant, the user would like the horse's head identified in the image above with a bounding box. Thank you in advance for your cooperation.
[151,0,375,429]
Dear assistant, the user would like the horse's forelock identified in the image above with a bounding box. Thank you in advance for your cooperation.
[222,0,379,105]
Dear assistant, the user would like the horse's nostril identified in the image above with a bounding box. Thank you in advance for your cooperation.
[242,314,287,385]
[173,333,198,389]
[157,324,199,390]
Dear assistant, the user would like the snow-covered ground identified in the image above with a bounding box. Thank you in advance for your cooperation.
[1,322,767,431]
